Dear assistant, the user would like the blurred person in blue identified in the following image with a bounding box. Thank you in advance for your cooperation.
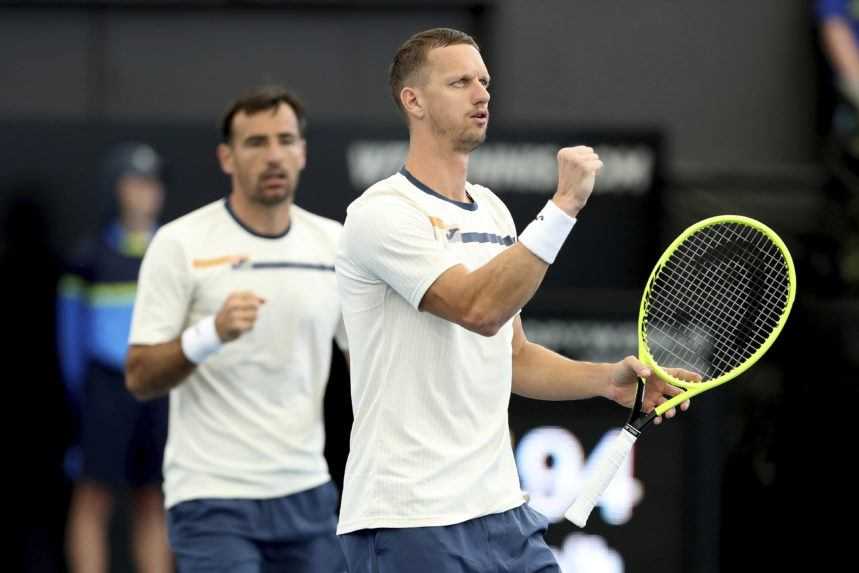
[818,0,859,155]
[58,142,172,573]
[126,86,347,573]
[810,1,859,293]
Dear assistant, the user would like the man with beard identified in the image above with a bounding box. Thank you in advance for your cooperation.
[335,28,694,572]
[126,86,347,573]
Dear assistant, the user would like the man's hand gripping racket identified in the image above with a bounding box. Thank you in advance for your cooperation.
[565,215,797,527]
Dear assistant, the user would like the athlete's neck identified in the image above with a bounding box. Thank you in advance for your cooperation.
[228,192,291,236]
[404,138,471,203]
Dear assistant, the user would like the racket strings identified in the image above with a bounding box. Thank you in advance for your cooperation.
[648,226,787,375]
[642,222,790,380]
[650,247,782,375]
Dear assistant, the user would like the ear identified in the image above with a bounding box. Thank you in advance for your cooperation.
[216,143,234,175]
[401,86,424,120]
[297,138,307,171]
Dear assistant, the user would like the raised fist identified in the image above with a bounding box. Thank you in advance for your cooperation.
[553,146,603,218]
[215,291,266,342]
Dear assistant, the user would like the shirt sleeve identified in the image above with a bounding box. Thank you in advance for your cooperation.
[56,272,88,396]
[128,228,193,344]
[817,0,848,21]
[340,194,460,309]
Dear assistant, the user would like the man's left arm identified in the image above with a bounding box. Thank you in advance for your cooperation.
[510,316,693,422]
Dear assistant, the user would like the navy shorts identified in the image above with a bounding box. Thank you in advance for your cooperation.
[79,362,168,487]
[168,482,346,573]
[340,503,560,573]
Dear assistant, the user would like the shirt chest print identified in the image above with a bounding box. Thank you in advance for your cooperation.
[427,216,514,246]
[192,254,334,272]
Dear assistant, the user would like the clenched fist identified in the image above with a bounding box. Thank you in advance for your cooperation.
[553,146,603,218]
[214,291,266,342]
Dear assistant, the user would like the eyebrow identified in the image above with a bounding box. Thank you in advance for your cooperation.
[241,131,301,143]
[447,71,491,81]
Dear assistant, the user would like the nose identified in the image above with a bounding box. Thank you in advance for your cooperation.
[265,142,287,164]
[473,80,490,105]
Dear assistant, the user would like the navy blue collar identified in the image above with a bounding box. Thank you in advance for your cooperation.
[399,168,478,211]
[225,195,291,239]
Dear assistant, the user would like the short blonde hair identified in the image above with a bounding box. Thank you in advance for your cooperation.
[389,28,480,118]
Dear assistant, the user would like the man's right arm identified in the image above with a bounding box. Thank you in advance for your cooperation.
[126,291,264,400]
[420,146,602,336]
[822,16,859,80]
[126,340,196,400]
[125,228,195,401]
[821,13,859,108]
[418,243,549,336]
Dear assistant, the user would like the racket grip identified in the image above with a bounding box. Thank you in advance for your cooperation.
[565,427,638,527]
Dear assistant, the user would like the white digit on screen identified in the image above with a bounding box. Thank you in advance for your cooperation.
[515,427,584,521]
[516,426,643,525]
[583,429,643,525]
[551,533,625,573]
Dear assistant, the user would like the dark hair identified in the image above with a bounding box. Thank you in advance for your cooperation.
[220,85,307,143]
[389,28,480,116]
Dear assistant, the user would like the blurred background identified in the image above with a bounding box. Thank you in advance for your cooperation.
[2,1,852,571]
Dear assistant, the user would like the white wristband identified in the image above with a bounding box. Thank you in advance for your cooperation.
[518,200,577,264]
[181,315,223,364]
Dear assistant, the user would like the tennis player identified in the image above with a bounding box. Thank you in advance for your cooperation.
[126,86,347,572]
[335,28,695,572]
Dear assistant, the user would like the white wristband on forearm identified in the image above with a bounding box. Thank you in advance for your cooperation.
[518,200,577,264]
[181,315,223,364]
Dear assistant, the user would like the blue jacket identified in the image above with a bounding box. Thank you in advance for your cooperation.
[57,221,155,402]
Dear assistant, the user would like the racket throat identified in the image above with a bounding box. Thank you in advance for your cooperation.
[626,378,647,423]
[629,410,658,433]
[623,423,642,438]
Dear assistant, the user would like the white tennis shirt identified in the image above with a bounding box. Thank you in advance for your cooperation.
[336,170,525,533]
[129,199,346,508]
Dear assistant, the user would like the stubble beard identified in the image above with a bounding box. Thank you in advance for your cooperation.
[429,113,486,154]
[252,184,293,206]
[453,129,486,153]
[241,171,296,207]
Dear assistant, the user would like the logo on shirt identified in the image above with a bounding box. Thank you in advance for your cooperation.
[192,254,334,272]
[192,255,250,269]
[427,216,515,246]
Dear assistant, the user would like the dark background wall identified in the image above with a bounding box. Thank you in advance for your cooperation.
[2,1,845,572]
[0,0,824,251]
[0,1,819,170]
[494,1,819,171]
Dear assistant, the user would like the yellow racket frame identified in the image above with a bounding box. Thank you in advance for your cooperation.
[639,215,797,416]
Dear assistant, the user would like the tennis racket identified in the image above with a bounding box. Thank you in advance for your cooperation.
[565,214,796,527]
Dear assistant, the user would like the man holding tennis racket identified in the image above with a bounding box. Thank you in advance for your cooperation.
[335,28,697,572]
